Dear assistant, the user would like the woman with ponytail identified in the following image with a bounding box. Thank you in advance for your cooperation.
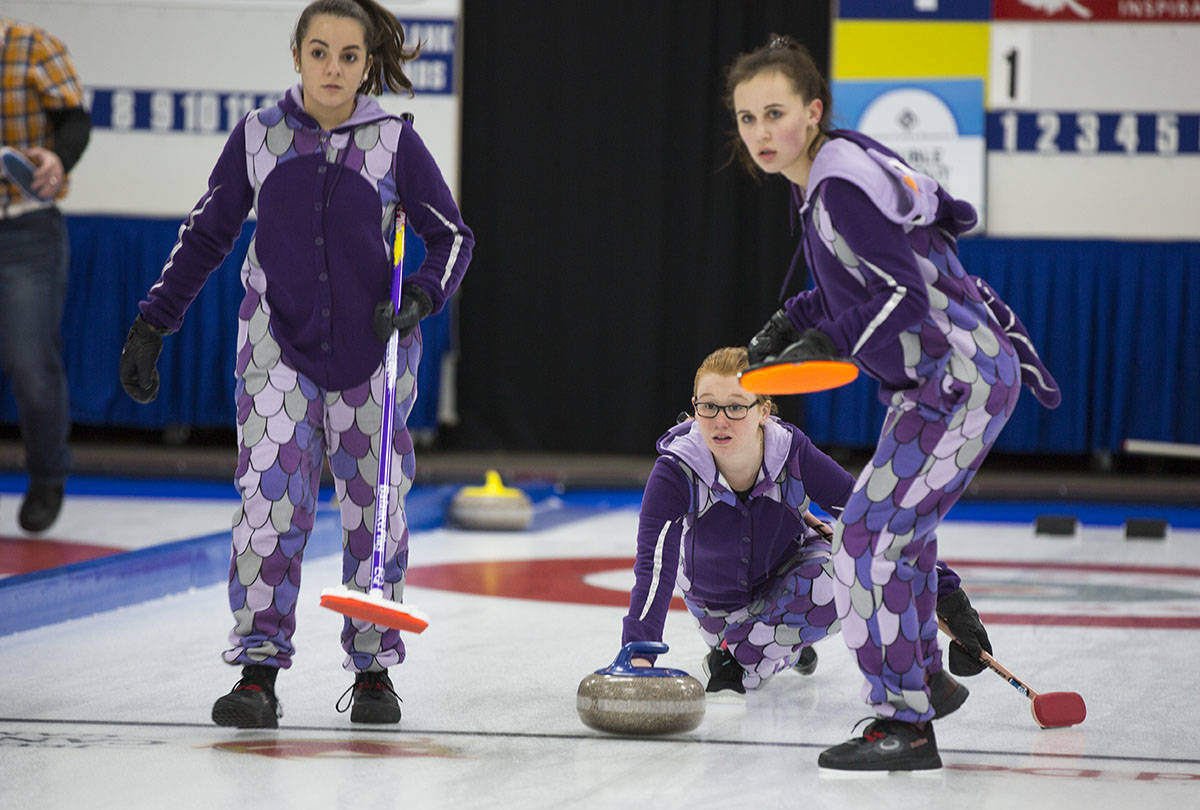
[729,35,1058,771]
[119,0,472,728]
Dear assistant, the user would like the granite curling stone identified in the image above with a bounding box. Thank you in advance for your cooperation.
[577,641,705,735]
[448,469,534,530]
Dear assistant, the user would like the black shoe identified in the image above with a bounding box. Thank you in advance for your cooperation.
[337,670,402,724]
[794,646,818,676]
[212,665,281,728]
[928,668,968,718]
[818,718,941,772]
[702,645,746,698]
[19,481,64,533]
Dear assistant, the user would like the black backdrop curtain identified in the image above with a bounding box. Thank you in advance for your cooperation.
[455,1,831,454]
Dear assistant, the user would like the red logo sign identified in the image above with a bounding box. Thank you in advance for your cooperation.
[994,0,1200,21]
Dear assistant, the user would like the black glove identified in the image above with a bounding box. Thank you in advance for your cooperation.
[746,309,800,365]
[373,284,433,343]
[119,316,170,403]
[771,328,840,365]
[936,588,992,676]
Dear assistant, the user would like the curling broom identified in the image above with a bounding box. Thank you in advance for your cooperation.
[938,618,1085,728]
[319,204,429,634]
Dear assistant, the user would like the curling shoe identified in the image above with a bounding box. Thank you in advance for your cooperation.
[19,480,63,533]
[818,718,941,773]
[211,665,281,728]
[338,669,402,724]
[702,644,746,700]
[794,646,818,676]
[928,669,968,719]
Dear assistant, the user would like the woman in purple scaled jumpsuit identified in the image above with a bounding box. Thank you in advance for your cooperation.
[733,37,1061,771]
[118,0,472,729]
[621,348,990,722]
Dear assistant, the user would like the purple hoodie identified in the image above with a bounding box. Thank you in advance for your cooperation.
[621,416,963,647]
[783,130,1058,409]
[621,417,847,645]
[139,85,473,390]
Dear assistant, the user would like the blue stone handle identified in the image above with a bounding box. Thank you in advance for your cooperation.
[597,641,690,678]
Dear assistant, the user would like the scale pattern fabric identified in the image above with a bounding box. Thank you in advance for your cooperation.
[222,281,422,673]
[687,536,839,689]
[800,138,1023,721]
[193,91,449,674]
[831,366,1017,721]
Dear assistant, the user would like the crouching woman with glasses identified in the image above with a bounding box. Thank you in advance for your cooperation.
[619,346,988,717]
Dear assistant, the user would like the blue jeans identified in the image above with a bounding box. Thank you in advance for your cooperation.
[0,207,71,483]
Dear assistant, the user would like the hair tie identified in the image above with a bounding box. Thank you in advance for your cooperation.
[768,35,789,50]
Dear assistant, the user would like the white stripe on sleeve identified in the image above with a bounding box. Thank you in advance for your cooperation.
[638,520,674,622]
[420,201,464,289]
[147,185,222,295]
[850,256,907,356]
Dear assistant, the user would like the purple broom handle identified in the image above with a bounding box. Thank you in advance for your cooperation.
[369,209,406,595]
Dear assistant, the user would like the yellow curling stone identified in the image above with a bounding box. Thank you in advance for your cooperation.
[448,469,534,530]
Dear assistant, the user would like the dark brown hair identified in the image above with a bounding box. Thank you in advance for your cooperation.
[293,0,422,96]
[723,34,833,175]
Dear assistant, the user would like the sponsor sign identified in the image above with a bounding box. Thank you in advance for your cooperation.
[834,79,987,227]
[994,0,1200,21]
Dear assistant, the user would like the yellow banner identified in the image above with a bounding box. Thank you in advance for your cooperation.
[833,20,989,80]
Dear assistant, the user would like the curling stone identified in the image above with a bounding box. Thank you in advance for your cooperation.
[448,469,534,530]
[576,641,705,735]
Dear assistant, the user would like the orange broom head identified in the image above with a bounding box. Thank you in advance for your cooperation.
[739,360,859,395]
[319,586,429,633]
[1031,691,1087,728]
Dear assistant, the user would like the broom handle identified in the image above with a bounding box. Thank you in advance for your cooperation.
[937,617,1042,701]
[369,207,406,596]
[368,112,415,595]
[801,509,834,539]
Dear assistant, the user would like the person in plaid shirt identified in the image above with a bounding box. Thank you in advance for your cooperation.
[0,18,91,532]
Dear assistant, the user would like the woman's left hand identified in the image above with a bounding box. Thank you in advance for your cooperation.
[374,284,432,342]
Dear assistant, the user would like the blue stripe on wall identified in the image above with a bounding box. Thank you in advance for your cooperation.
[838,0,991,20]
[0,483,460,637]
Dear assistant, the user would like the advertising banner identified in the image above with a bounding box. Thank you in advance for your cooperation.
[834,79,987,228]
[994,0,1200,22]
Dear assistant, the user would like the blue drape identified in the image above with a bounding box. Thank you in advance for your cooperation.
[2,219,1196,454]
[798,238,1200,454]
[0,214,448,433]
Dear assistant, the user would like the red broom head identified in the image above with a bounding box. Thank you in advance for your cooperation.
[1031,691,1087,728]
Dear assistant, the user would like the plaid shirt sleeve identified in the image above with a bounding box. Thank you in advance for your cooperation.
[26,25,85,112]
[2,21,85,144]
[1,21,85,202]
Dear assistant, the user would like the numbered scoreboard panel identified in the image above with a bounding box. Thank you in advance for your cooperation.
[985,16,1200,239]
[4,0,463,219]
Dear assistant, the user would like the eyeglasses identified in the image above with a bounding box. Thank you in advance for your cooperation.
[693,400,759,420]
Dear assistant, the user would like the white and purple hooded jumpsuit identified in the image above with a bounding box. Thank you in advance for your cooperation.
[781,130,1059,721]
[137,85,472,674]
[622,415,965,691]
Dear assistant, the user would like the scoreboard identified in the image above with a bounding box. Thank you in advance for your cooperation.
[834,1,1200,239]
[5,0,463,218]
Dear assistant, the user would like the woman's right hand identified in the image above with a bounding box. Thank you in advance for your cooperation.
[630,657,653,668]
[747,308,800,365]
